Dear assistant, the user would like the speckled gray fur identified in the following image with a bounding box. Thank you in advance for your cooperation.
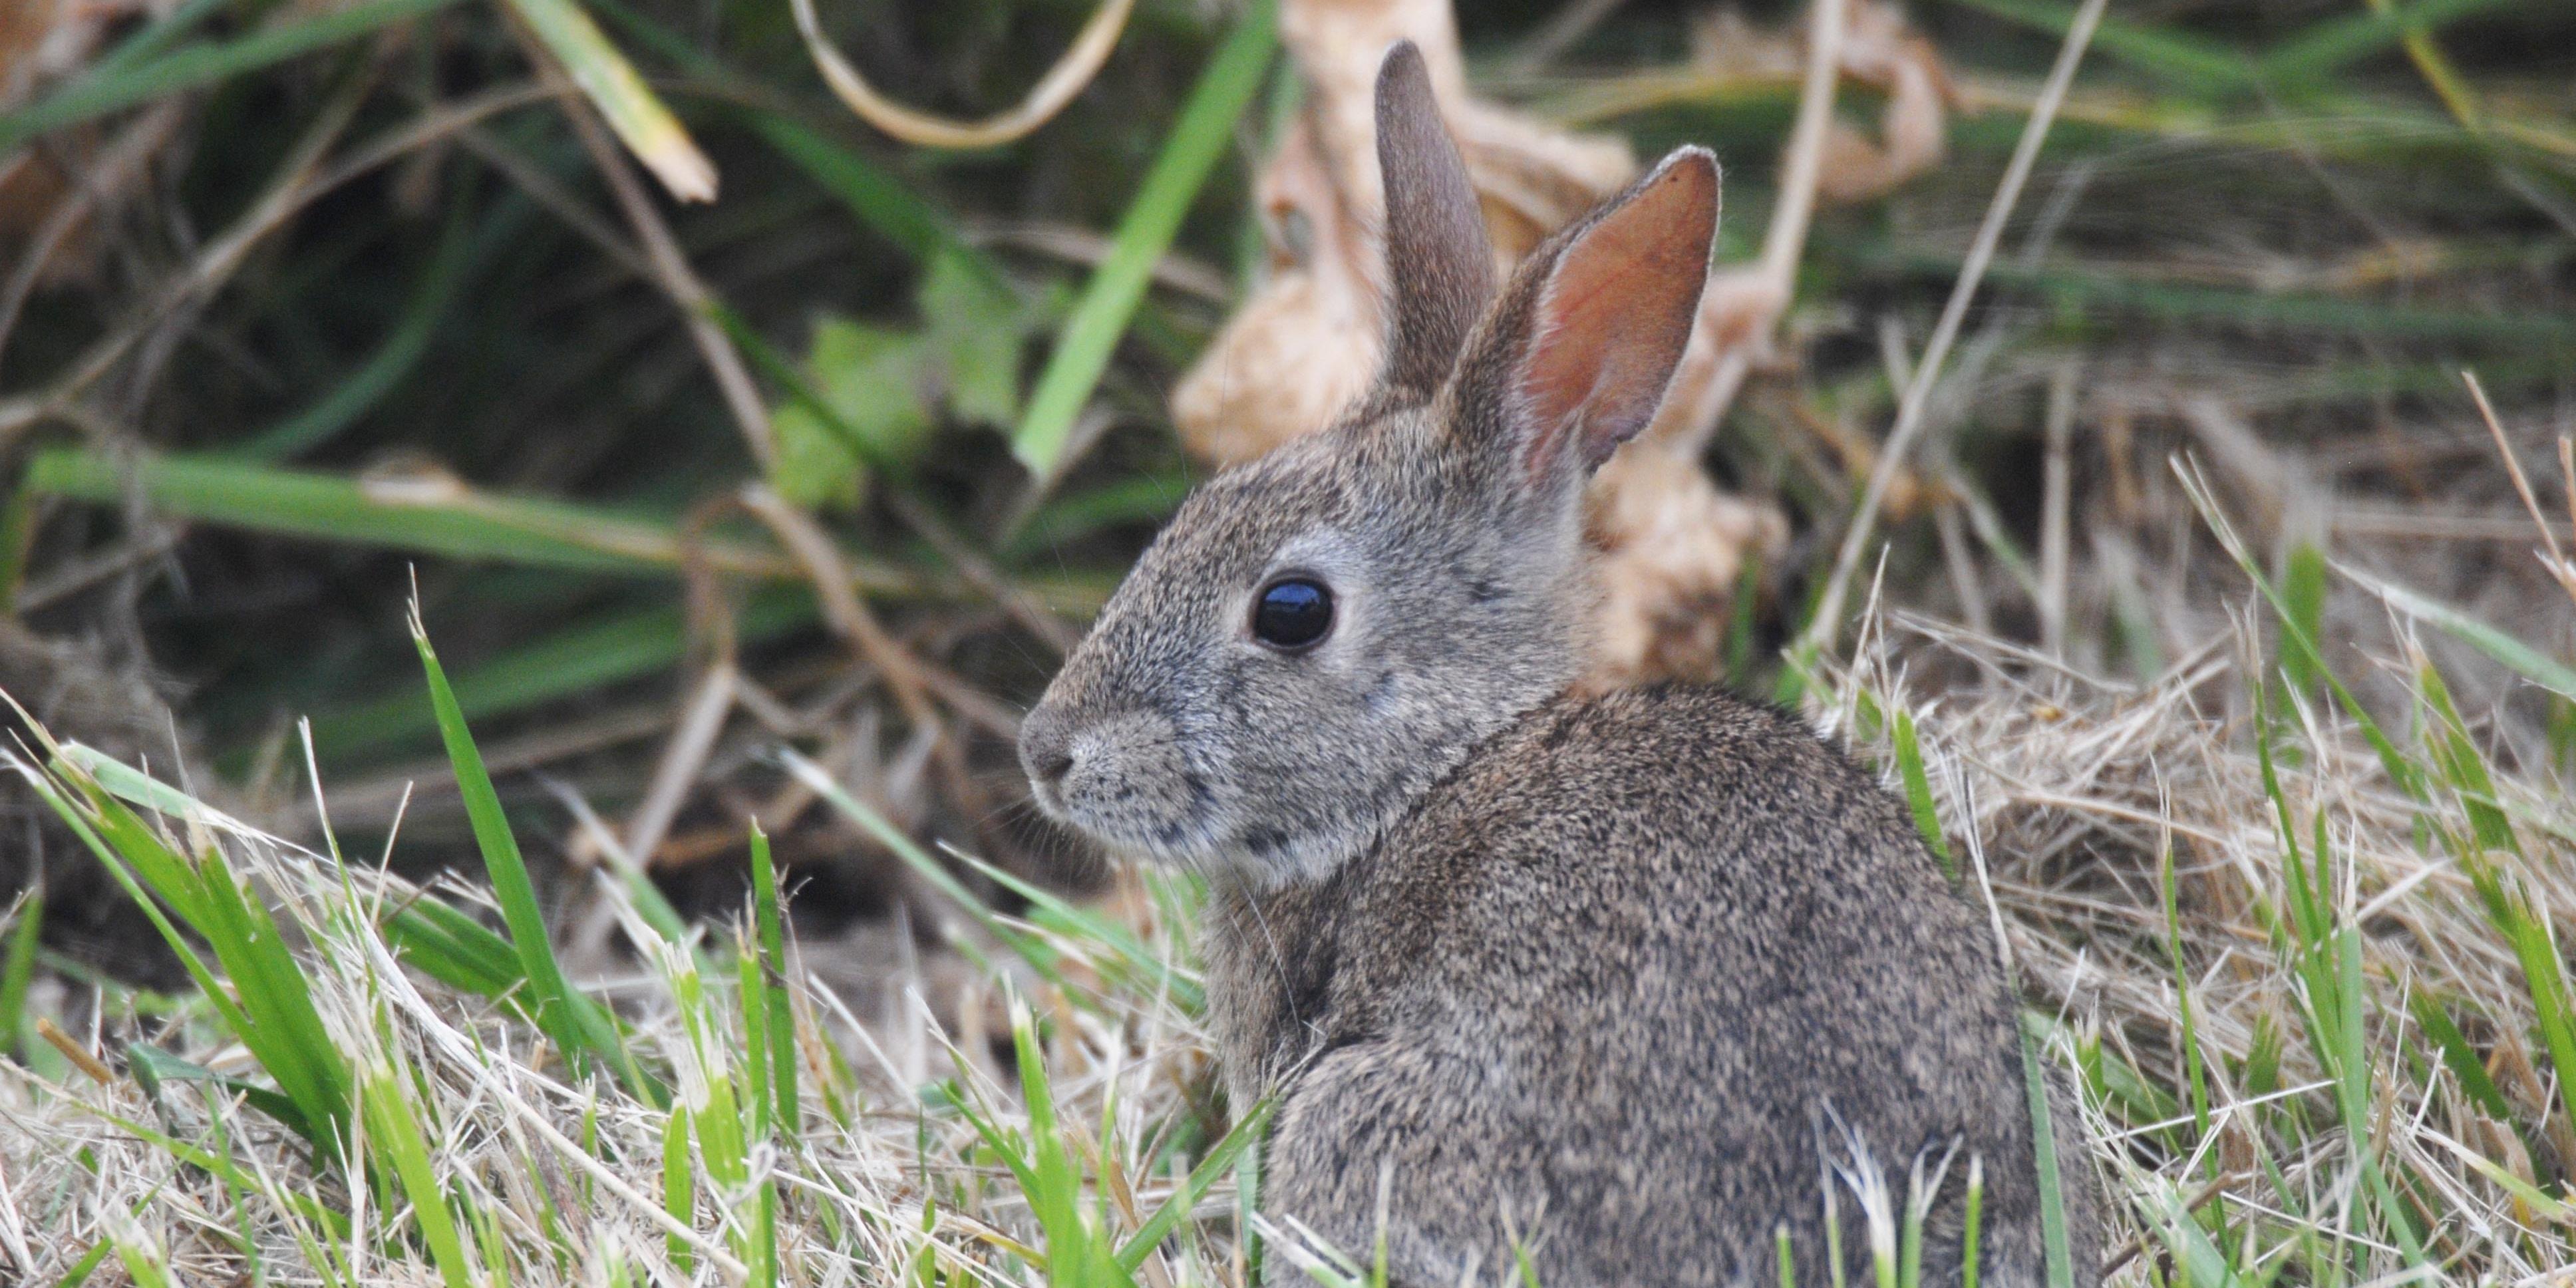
[1020,42,2102,1287]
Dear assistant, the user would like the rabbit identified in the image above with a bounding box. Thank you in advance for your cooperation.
[1017,41,2103,1288]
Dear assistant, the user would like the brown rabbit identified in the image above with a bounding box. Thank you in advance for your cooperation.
[1018,43,2102,1288]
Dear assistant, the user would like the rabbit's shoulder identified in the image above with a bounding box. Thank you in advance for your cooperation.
[1383,683,1938,902]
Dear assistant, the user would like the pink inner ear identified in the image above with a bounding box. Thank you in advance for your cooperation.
[1514,156,1718,484]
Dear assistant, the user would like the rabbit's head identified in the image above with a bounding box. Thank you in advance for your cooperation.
[1021,43,1717,887]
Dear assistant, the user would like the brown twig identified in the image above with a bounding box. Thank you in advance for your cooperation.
[35,1018,114,1087]
[452,126,656,281]
[790,0,1136,149]
[738,484,943,734]
[2462,369,2576,608]
[885,491,1079,657]
[541,49,777,468]
[619,661,740,871]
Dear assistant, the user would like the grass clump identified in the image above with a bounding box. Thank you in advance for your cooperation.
[3,601,1257,1285]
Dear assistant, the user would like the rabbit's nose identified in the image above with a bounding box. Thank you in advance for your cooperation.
[1019,707,1077,792]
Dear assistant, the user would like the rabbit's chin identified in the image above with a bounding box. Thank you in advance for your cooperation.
[1048,800,1379,893]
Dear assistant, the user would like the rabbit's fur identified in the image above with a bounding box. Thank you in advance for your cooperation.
[1020,43,2102,1287]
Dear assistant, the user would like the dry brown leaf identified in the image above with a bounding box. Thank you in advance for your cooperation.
[1166,116,1381,466]
[1585,448,1787,687]
[1814,1,1954,203]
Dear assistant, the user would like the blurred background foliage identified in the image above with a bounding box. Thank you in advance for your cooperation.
[1,0,2573,972]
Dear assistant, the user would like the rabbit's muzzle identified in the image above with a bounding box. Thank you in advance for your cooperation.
[1019,701,1209,857]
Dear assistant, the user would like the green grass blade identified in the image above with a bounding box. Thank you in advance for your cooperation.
[2147,1178,2243,1288]
[360,1053,476,1288]
[127,1043,314,1140]
[1842,241,2576,349]
[377,897,526,999]
[88,0,232,78]
[0,476,36,615]
[745,113,987,274]
[2351,568,2576,703]
[300,589,812,764]
[0,0,461,154]
[50,1239,113,1288]
[1115,1095,1274,1271]
[33,756,355,1147]
[662,1106,697,1274]
[936,840,1205,1015]
[408,603,645,1097]
[1959,1158,1982,1288]
[237,195,500,462]
[498,0,715,200]
[2277,542,2327,699]
[1003,472,1192,562]
[581,0,1007,283]
[0,886,38,1058]
[780,748,1068,983]
[2015,1023,2074,1288]
[2159,840,2211,1143]
[748,824,798,1134]
[1947,0,2253,94]
[2175,462,2423,799]
[2259,0,2530,86]
[1012,0,1277,480]
[2408,993,2513,1120]
[1891,709,1954,880]
[27,448,794,578]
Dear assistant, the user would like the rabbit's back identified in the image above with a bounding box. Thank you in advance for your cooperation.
[1207,685,2100,1287]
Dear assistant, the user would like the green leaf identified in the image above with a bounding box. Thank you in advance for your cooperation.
[771,317,934,509]
[920,249,1039,427]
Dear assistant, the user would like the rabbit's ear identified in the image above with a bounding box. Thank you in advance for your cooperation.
[1450,147,1717,494]
[1374,41,1495,404]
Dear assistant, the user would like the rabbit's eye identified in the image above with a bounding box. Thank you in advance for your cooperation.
[1251,577,1333,650]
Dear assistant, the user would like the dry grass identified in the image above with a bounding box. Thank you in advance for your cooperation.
[4,0,2576,1284]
